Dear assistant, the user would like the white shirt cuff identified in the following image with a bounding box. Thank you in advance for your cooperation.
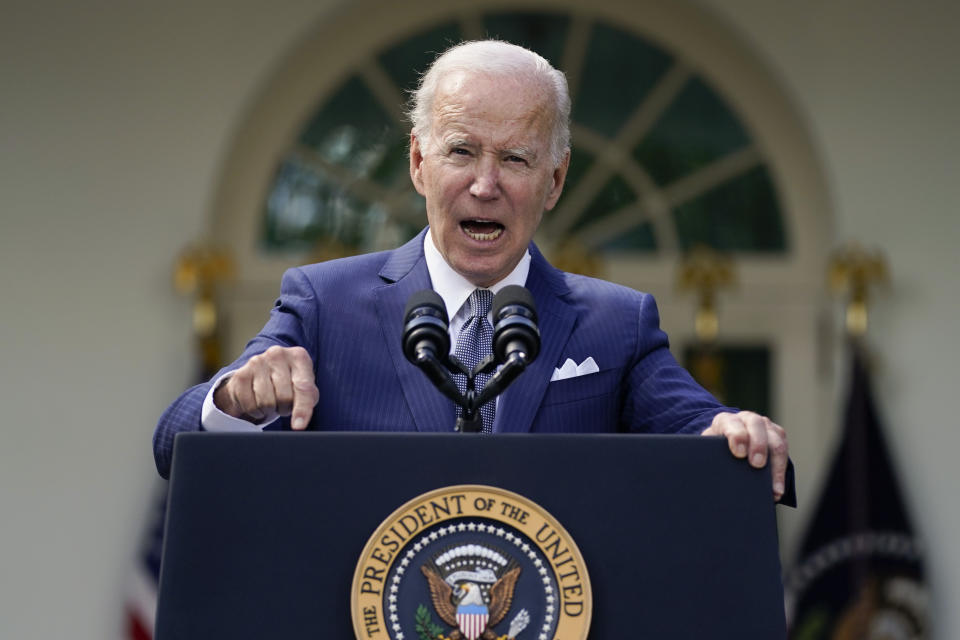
[201,371,279,432]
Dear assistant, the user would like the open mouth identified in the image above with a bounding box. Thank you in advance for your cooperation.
[461,219,504,241]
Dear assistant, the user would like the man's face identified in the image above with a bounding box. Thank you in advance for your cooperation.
[409,71,569,287]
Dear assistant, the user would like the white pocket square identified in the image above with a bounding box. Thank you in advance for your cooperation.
[550,357,599,381]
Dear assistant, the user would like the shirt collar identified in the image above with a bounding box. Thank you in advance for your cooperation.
[424,228,531,319]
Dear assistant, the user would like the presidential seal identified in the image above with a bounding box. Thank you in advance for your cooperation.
[351,485,591,640]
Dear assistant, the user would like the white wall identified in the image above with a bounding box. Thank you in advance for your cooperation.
[0,1,335,637]
[0,0,956,637]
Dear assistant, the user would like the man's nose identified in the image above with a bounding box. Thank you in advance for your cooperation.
[469,156,500,200]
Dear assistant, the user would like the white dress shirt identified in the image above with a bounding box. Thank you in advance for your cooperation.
[201,230,531,432]
[422,231,530,347]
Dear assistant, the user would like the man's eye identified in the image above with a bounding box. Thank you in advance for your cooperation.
[506,155,527,164]
[451,148,470,156]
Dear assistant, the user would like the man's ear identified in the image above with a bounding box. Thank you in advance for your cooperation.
[544,149,571,211]
[409,133,426,196]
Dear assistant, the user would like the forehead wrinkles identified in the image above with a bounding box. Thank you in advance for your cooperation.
[430,73,552,152]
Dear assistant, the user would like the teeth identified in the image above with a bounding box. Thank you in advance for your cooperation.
[462,219,504,242]
[464,226,503,241]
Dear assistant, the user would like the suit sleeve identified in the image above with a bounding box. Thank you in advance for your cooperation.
[620,293,730,434]
[152,267,320,478]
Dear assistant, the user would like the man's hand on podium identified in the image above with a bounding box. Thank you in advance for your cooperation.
[213,345,319,430]
[701,411,789,502]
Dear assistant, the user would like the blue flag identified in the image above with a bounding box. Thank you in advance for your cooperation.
[786,345,928,638]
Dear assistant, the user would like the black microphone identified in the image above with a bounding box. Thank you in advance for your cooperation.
[491,285,540,365]
[402,290,462,405]
[402,289,450,362]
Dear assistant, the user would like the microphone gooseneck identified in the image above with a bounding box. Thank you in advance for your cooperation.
[474,286,541,410]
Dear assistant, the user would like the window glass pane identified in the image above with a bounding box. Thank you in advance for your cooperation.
[633,76,751,186]
[298,75,397,177]
[482,12,569,66]
[368,137,411,190]
[264,72,412,253]
[673,166,786,252]
[600,222,656,252]
[574,22,672,137]
[378,22,463,94]
[263,155,385,252]
[573,174,656,251]
[575,174,637,230]
[559,147,595,197]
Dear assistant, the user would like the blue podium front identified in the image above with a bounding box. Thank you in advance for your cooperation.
[157,432,786,639]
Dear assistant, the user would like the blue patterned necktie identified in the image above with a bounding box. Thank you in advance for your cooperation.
[454,288,495,432]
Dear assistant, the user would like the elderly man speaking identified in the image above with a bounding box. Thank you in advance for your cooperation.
[154,40,790,503]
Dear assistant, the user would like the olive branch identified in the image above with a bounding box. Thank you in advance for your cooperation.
[414,604,445,640]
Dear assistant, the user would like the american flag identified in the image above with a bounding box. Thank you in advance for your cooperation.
[125,480,167,639]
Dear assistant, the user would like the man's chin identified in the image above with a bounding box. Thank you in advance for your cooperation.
[453,259,510,288]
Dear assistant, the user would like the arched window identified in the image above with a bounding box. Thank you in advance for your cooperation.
[262,15,787,258]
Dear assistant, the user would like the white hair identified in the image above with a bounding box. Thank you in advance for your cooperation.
[408,40,571,166]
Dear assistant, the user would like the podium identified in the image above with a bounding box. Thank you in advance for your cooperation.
[157,432,786,638]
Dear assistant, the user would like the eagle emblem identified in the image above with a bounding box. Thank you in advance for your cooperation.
[351,487,592,640]
[420,544,527,640]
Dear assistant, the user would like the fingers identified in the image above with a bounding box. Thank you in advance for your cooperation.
[270,356,295,416]
[251,364,278,420]
[216,346,318,428]
[766,422,789,501]
[742,412,770,468]
[702,412,750,460]
[287,347,319,430]
[218,364,262,420]
[703,411,789,501]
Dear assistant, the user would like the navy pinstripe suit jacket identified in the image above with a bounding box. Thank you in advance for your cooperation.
[153,228,727,478]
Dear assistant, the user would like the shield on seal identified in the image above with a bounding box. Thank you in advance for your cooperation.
[456,604,489,640]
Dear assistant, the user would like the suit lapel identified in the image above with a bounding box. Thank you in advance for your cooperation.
[375,229,456,432]
[497,245,576,433]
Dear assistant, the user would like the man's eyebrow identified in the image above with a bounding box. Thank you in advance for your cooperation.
[438,138,538,161]
[441,137,472,149]
[504,147,538,160]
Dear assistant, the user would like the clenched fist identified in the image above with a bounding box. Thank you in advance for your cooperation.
[214,345,319,430]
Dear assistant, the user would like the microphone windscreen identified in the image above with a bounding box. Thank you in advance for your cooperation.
[404,289,449,323]
[492,285,537,322]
